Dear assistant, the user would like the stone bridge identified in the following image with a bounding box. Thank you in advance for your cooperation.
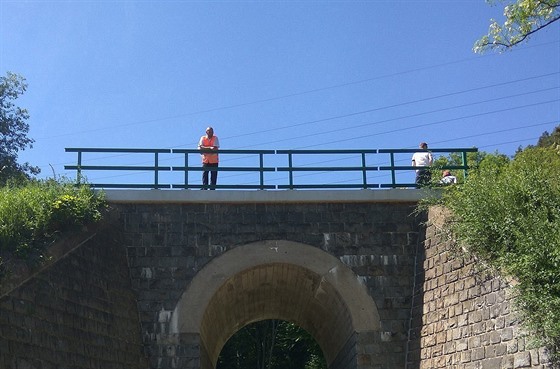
[0,190,550,369]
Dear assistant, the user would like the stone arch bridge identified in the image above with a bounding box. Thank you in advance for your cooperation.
[121,189,423,369]
[1,189,544,369]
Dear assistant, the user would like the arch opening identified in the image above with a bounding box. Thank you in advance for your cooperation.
[201,262,353,367]
[171,240,381,369]
[216,319,327,369]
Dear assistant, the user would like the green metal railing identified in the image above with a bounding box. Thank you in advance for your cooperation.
[65,147,478,189]
[65,148,172,189]
[377,148,475,188]
[171,149,276,190]
[276,149,379,189]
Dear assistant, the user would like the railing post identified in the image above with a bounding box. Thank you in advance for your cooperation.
[154,152,159,189]
[77,151,82,183]
[361,152,367,189]
[288,152,294,189]
[462,150,468,178]
[259,153,265,190]
[390,152,396,187]
[184,153,189,188]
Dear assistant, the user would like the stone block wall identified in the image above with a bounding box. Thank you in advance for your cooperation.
[0,228,147,369]
[113,201,421,369]
[3,199,555,369]
[408,207,553,369]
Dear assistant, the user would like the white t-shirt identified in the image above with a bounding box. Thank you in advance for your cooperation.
[440,175,457,185]
[412,151,433,168]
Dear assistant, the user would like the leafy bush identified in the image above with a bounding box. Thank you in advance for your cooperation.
[437,146,560,360]
[0,178,106,259]
[430,150,506,185]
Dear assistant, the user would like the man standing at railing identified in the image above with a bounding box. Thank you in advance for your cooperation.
[411,142,433,186]
[198,127,220,189]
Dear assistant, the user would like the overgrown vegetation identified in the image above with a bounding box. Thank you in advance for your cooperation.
[0,178,106,270]
[427,143,560,363]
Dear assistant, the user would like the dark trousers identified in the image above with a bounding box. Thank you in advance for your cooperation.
[202,163,218,189]
[415,169,431,187]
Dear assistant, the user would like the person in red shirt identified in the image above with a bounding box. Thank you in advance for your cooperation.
[198,127,220,189]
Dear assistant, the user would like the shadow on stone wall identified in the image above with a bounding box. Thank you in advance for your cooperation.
[0,222,148,369]
[406,207,428,368]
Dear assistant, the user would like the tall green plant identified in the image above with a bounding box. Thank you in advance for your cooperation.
[439,147,560,360]
[0,179,105,259]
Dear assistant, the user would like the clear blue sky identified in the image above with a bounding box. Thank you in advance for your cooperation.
[1,0,559,187]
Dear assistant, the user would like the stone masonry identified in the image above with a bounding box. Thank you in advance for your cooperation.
[113,200,422,369]
[0,225,147,369]
[406,206,553,369]
[0,190,555,369]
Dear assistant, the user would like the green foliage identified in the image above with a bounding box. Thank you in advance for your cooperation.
[0,72,39,185]
[431,150,489,184]
[217,320,327,369]
[535,124,560,148]
[439,146,560,360]
[474,0,560,53]
[0,178,106,260]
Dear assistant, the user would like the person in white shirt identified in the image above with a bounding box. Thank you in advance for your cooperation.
[440,170,457,185]
[411,142,433,186]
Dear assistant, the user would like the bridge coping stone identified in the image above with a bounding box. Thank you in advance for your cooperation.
[101,188,429,203]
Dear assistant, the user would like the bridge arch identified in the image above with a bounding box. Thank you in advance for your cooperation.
[171,240,380,368]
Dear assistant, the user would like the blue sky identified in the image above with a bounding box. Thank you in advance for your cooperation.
[1,0,559,187]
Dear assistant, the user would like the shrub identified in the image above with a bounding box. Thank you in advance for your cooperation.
[0,178,106,259]
[438,146,560,361]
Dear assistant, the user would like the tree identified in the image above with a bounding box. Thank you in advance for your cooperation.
[474,0,560,53]
[0,72,39,185]
[516,123,560,153]
[536,124,560,148]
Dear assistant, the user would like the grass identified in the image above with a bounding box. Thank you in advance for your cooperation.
[0,178,106,271]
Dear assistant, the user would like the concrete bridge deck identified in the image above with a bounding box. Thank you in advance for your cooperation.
[102,188,428,203]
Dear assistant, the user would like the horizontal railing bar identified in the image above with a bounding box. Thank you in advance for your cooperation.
[378,148,478,153]
[89,184,172,189]
[379,165,470,171]
[172,166,276,172]
[380,183,417,188]
[65,165,172,171]
[66,147,476,154]
[276,149,378,154]
[65,148,172,153]
[277,184,380,189]
[172,184,277,189]
[172,149,276,154]
[379,166,417,171]
[277,166,378,172]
